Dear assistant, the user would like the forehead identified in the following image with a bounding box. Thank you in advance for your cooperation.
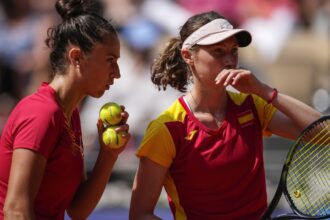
[92,35,120,57]
[201,36,238,49]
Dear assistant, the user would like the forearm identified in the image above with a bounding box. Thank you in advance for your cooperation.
[4,149,45,220]
[67,148,118,219]
[129,198,162,220]
[4,201,35,220]
[129,158,167,220]
[257,84,322,128]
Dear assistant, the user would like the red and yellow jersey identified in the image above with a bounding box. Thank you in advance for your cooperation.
[136,91,277,220]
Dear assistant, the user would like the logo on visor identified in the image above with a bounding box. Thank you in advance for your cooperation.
[220,24,233,30]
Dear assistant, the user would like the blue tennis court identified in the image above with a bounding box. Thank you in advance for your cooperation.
[65,208,172,220]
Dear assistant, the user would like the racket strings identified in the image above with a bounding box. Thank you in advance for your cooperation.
[286,120,330,217]
[288,144,329,215]
[288,133,329,180]
[288,123,330,180]
[289,120,330,171]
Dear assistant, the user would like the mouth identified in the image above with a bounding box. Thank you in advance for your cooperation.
[107,80,114,88]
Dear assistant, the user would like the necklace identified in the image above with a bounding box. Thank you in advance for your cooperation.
[55,95,83,156]
[189,91,224,128]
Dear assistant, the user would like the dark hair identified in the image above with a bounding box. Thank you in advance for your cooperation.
[151,11,225,92]
[45,0,118,75]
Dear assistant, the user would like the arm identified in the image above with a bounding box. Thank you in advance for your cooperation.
[216,68,322,139]
[67,114,130,219]
[256,84,322,139]
[129,157,168,220]
[67,145,120,219]
[4,149,46,220]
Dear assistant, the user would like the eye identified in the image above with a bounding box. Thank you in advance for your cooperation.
[213,49,225,55]
[232,48,238,55]
[107,57,117,64]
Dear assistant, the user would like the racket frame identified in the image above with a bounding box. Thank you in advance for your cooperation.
[262,115,330,220]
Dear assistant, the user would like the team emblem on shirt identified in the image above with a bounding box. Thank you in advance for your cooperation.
[237,110,254,127]
[185,129,198,140]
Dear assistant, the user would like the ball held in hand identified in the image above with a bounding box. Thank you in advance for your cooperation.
[99,102,122,125]
[102,126,125,149]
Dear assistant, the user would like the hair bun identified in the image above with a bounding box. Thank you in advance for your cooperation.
[55,0,102,19]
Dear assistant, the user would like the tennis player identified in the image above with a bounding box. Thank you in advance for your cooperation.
[129,11,321,220]
[0,0,130,219]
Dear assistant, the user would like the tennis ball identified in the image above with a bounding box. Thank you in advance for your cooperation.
[99,102,122,126]
[102,126,125,149]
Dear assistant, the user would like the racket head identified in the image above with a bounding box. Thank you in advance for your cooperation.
[282,115,330,218]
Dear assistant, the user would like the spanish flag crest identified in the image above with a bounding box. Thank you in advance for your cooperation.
[237,110,254,127]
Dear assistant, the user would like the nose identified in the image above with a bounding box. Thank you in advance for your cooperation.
[111,64,121,79]
[222,53,237,69]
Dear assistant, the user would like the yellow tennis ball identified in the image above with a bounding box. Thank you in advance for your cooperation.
[102,126,125,149]
[99,102,122,126]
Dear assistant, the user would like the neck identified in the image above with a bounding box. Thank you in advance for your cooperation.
[189,88,227,114]
[49,75,82,119]
[188,88,227,128]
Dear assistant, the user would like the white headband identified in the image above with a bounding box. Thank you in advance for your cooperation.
[181,18,252,49]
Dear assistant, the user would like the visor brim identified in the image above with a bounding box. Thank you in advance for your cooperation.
[196,29,252,47]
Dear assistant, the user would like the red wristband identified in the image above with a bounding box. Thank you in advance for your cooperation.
[267,88,278,104]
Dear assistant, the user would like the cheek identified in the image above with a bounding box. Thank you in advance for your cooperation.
[194,54,215,70]
[233,54,238,66]
[86,64,106,83]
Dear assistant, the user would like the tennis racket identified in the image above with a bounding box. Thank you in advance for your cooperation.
[262,115,330,220]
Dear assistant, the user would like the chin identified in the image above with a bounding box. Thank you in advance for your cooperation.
[92,90,105,98]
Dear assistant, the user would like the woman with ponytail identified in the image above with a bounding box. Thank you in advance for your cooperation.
[129,11,320,220]
[0,0,130,219]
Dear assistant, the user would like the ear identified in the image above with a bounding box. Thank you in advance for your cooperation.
[68,47,82,67]
[181,48,194,65]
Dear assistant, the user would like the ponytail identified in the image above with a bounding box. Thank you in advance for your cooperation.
[151,37,190,93]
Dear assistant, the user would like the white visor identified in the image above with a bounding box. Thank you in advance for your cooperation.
[182,18,252,49]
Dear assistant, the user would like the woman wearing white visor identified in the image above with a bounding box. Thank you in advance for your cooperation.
[129,11,321,220]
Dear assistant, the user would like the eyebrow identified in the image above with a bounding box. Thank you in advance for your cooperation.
[215,41,238,47]
[106,53,120,59]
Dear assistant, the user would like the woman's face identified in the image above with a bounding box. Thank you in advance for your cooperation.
[191,36,239,85]
[80,34,121,98]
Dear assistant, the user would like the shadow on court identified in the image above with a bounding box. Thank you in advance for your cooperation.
[65,208,172,220]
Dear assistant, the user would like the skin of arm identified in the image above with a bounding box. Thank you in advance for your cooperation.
[3,149,46,220]
[264,91,321,139]
[67,114,130,219]
[67,147,119,219]
[216,68,322,140]
[129,157,168,220]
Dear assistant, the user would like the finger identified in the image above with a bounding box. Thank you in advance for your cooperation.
[114,123,130,132]
[118,104,129,124]
[97,119,104,133]
[233,69,252,84]
[215,69,230,85]
[120,132,131,141]
[223,69,243,86]
[230,69,246,85]
[120,111,129,124]
[120,105,126,111]
[224,69,240,86]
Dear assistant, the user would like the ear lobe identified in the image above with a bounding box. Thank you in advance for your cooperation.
[181,49,193,65]
[68,47,82,66]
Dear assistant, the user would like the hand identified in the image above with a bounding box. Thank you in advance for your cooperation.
[97,105,131,155]
[214,68,265,95]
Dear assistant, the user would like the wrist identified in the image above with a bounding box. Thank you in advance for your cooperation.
[100,147,119,160]
[267,88,278,104]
